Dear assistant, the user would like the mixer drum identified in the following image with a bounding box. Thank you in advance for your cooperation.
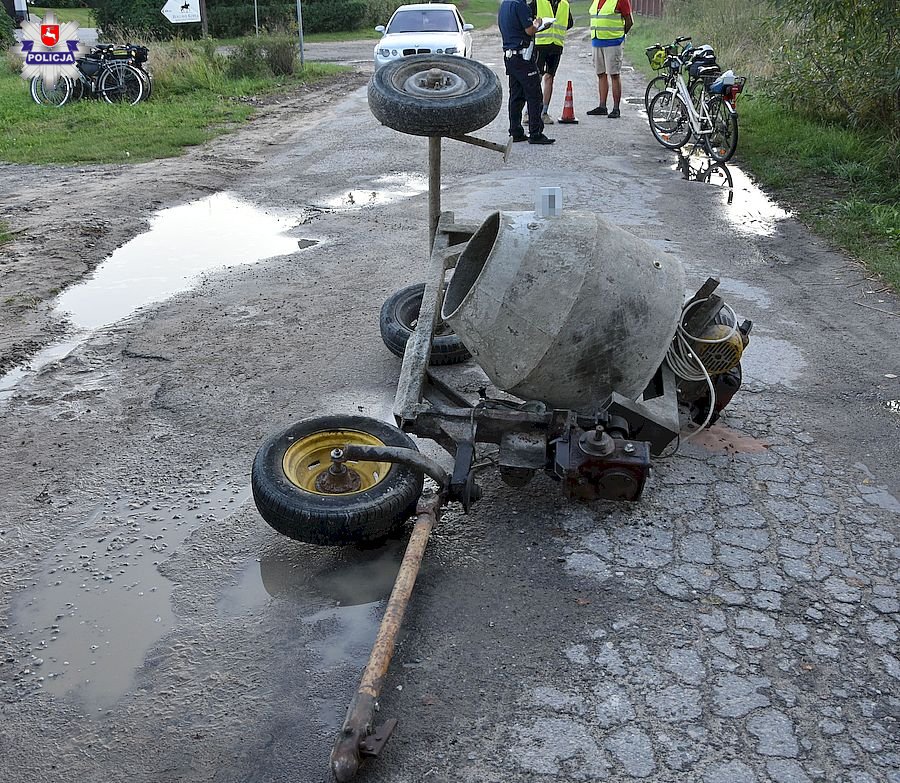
[441,211,686,412]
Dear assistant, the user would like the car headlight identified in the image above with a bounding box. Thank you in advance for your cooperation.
[445,47,458,55]
[391,49,398,56]
[378,48,390,57]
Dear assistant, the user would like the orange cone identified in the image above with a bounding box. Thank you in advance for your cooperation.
[558,80,579,124]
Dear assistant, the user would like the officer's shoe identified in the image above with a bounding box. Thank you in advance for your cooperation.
[586,105,607,115]
[510,132,529,142]
[529,133,556,145]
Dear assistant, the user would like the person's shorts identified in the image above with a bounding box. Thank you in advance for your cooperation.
[592,44,623,75]
[535,45,562,77]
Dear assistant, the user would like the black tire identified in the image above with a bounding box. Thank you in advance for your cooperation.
[135,67,152,100]
[643,75,668,111]
[69,75,85,102]
[705,96,738,163]
[30,75,71,107]
[380,283,471,365]
[688,78,705,110]
[648,89,692,149]
[252,415,424,546]
[99,63,143,105]
[368,54,502,137]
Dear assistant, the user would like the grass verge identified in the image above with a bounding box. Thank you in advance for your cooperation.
[0,43,345,165]
[626,18,899,291]
[0,219,12,245]
[29,7,95,27]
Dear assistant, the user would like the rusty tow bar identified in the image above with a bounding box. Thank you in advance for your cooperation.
[329,444,449,782]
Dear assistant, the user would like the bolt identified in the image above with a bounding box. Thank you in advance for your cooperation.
[623,443,635,454]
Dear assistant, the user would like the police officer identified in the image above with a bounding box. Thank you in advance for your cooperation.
[498,0,555,145]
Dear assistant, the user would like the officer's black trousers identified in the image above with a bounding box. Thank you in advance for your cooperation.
[505,53,544,138]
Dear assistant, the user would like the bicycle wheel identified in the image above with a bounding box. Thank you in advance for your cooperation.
[688,79,705,110]
[644,75,669,111]
[705,96,738,163]
[30,75,72,107]
[98,63,144,105]
[648,90,691,149]
[135,67,152,100]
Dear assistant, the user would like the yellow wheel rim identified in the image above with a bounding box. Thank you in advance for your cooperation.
[282,429,392,495]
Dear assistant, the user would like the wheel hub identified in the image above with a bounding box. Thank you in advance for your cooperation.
[402,67,469,98]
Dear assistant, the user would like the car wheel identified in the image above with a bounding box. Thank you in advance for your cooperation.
[252,415,424,546]
[368,54,502,137]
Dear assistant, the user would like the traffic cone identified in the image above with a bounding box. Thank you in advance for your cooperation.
[558,80,579,124]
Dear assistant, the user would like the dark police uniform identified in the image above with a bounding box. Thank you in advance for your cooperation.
[498,0,546,141]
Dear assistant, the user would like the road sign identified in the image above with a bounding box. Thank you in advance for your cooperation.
[161,0,201,24]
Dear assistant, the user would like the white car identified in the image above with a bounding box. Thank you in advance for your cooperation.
[374,3,474,71]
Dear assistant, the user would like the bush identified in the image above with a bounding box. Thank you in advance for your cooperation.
[768,0,899,133]
[1,12,14,49]
[227,37,271,78]
[262,34,297,76]
[93,0,191,39]
[302,0,368,34]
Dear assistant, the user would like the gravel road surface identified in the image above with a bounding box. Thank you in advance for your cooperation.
[1,28,899,783]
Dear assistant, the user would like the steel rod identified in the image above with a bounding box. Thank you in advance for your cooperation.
[341,444,450,491]
[428,136,441,253]
[330,492,442,782]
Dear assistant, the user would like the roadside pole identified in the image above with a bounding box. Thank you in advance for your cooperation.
[254,0,259,35]
[296,0,305,66]
[199,0,208,37]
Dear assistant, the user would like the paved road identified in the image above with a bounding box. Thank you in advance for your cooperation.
[1,27,898,783]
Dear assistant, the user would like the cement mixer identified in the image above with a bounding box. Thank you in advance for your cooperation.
[249,54,752,782]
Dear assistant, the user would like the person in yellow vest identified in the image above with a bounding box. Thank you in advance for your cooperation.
[586,0,633,118]
[530,0,575,125]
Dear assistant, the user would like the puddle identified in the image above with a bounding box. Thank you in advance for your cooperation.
[740,335,805,388]
[221,540,405,615]
[10,481,249,711]
[322,173,427,210]
[220,540,407,675]
[0,192,308,401]
[672,153,790,236]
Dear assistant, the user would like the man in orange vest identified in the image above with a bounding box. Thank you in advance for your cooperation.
[586,0,633,118]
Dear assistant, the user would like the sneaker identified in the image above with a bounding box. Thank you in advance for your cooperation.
[541,112,555,125]
[510,132,528,142]
[608,107,621,118]
[529,133,556,145]
[586,105,607,116]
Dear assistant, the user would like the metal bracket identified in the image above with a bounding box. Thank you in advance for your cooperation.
[358,719,398,758]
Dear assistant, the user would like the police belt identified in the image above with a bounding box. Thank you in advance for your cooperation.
[504,47,530,58]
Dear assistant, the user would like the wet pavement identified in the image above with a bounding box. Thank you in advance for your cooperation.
[1,27,899,783]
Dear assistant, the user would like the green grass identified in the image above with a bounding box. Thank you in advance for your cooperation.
[626,19,900,292]
[0,219,12,245]
[458,0,499,29]
[30,7,96,28]
[0,57,345,164]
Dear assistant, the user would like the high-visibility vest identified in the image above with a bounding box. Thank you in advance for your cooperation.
[590,0,624,41]
[535,0,569,47]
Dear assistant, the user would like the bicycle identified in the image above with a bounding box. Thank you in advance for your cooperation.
[30,44,148,107]
[644,38,718,111]
[647,51,743,163]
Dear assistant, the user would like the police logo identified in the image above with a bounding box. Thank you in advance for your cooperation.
[15,12,88,84]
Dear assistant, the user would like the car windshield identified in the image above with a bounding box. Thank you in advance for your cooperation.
[387,9,459,33]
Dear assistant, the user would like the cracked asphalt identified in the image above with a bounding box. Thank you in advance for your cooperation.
[1,26,898,783]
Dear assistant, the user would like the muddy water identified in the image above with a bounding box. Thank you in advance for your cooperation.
[0,192,309,401]
[10,482,248,711]
[321,172,427,210]
[672,152,790,236]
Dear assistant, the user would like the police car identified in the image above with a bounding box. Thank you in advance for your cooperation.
[374,3,474,70]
